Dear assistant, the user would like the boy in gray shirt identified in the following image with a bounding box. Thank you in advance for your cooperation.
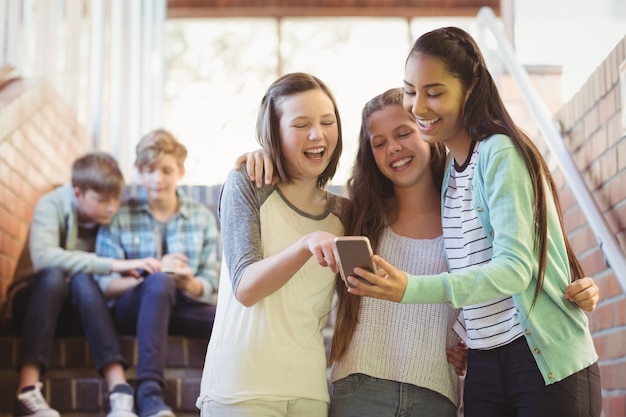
[9,152,159,417]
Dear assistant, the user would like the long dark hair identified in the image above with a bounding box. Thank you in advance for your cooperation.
[256,72,343,188]
[330,88,447,364]
[408,27,584,306]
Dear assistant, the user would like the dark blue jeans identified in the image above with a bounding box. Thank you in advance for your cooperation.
[12,267,127,374]
[111,272,216,385]
[464,336,602,417]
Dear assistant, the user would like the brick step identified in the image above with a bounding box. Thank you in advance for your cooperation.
[0,335,207,415]
[0,335,209,370]
[0,372,202,414]
[0,413,199,417]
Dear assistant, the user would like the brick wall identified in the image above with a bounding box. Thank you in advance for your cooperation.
[0,77,92,310]
[553,36,626,416]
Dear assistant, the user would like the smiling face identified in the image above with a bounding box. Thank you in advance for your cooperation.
[368,104,432,190]
[277,89,339,182]
[402,52,472,154]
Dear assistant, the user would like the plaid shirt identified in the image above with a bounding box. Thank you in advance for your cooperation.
[95,188,220,304]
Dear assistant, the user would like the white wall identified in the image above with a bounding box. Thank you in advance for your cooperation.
[514,0,626,100]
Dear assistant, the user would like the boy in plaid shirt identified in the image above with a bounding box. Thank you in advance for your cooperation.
[96,129,219,417]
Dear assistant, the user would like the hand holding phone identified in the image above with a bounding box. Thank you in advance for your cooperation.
[161,253,188,276]
[334,236,376,288]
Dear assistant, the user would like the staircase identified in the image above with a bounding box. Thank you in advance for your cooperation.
[0,332,207,416]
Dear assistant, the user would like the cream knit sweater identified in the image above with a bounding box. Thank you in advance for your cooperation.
[331,227,460,406]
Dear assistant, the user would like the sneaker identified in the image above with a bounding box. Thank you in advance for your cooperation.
[13,382,60,417]
[107,383,138,417]
[136,380,175,417]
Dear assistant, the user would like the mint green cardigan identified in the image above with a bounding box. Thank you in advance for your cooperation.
[402,134,598,385]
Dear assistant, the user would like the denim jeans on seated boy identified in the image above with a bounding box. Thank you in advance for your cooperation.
[14,268,127,373]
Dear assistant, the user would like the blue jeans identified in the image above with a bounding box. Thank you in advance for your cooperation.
[111,272,216,385]
[464,336,602,417]
[329,374,458,417]
[13,267,127,374]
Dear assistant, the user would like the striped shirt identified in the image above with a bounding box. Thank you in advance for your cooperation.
[444,141,522,350]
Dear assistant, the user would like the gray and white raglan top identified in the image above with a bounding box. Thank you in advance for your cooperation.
[197,167,346,407]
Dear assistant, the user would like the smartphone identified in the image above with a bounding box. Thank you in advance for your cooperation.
[334,236,376,288]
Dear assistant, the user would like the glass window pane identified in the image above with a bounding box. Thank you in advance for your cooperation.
[163,18,278,185]
[163,17,420,186]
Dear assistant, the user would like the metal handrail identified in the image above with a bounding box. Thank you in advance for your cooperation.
[476,6,626,292]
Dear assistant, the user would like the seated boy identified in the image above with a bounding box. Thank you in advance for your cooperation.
[95,129,220,417]
[9,151,159,417]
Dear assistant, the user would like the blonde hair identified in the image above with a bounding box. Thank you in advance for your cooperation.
[135,129,188,170]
